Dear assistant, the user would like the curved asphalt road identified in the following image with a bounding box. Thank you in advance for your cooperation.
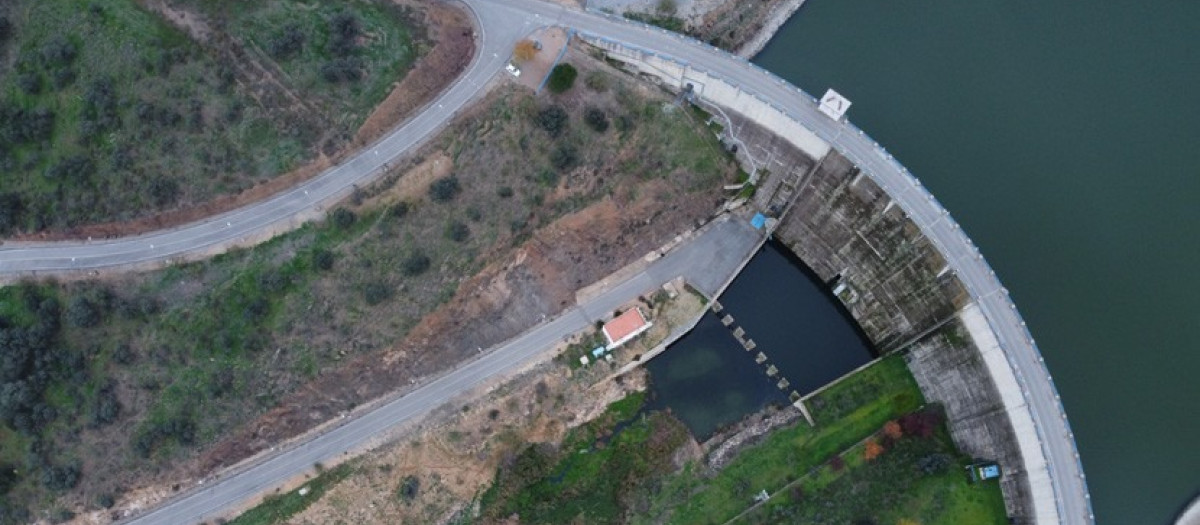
[0,0,1089,523]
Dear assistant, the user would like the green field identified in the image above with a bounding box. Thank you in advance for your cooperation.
[0,0,419,233]
[635,357,924,524]
[470,356,1007,525]
[737,406,1008,524]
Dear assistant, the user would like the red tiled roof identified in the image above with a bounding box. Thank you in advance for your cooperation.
[603,308,648,345]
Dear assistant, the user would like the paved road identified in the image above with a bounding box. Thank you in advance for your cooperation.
[124,215,759,525]
[1,0,1088,523]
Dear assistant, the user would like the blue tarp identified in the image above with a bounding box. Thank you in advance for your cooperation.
[592,347,607,358]
[751,213,767,229]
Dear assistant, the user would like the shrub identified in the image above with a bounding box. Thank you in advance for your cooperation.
[863,439,884,461]
[466,206,482,222]
[883,420,903,439]
[444,221,469,242]
[550,144,579,171]
[45,155,94,181]
[535,168,559,187]
[312,248,335,271]
[428,176,461,202]
[916,453,953,475]
[898,407,944,438]
[547,63,578,94]
[584,71,610,92]
[827,455,845,472]
[363,282,392,305]
[320,57,364,83]
[66,296,100,328]
[268,23,307,60]
[0,105,56,145]
[535,105,568,138]
[402,252,431,276]
[41,36,77,66]
[0,193,23,233]
[256,270,290,293]
[40,464,80,491]
[17,73,42,95]
[398,475,420,502]
[496,186,514,198]
[388,201,410,218]
[96,493,116,509]
[90,386,121,427]
[583,107,609,133]
[330,207,357,229]
[51,68,76,89]
[327,12,361,56]
[112,344,136,365]
[148,177,180,207]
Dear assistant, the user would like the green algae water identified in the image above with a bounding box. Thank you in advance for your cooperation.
[756,2,1200,523]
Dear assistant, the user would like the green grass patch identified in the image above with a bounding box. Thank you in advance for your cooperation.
[480,391,689,524]
[229,463,354,525]
[635,357,923,524]
[738,409,1008,525]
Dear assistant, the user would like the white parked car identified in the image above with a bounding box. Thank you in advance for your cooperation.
[505,63,521,77]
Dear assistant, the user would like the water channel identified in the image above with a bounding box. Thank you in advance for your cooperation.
[646,241,874,440]
[755,2,1200,522]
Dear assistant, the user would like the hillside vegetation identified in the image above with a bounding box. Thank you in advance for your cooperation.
[0,53,738,522]
[0,0,421,234]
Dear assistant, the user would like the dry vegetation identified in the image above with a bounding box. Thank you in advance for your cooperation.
[0,0,474,239]
[0,45,740,523]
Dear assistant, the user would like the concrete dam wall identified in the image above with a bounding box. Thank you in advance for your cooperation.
[581,34,1062,523]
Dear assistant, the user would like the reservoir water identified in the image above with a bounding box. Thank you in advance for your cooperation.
[646,241,874,440]
[755,2,1200,523]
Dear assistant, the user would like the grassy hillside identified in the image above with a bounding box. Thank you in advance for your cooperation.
[0,0,419,233]
[0,63,737,521]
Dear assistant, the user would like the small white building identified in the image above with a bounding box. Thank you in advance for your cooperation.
[818,88,851,121]
[602,308,653,350]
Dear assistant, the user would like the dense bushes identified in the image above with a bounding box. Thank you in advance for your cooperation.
[330,207,357,229]
[321,12,363,83]
[312,248,335,271]
[133,414,197,458]
[444,220,469,242]
[363,282,392,305]
[547,63,578,94]
[428,176,460,202]
[536,105,568,137]
[0,105,55,145]
[268,23,306,60]
[320,57,364,83]
[550,144,579,171]
[402,251,431,276]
